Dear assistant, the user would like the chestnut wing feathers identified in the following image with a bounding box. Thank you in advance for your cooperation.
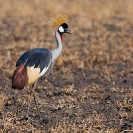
[16,48,52,72]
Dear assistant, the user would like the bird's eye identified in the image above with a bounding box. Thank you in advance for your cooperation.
[58,26,64,33]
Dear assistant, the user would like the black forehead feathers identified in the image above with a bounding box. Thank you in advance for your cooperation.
[60,23,68,28]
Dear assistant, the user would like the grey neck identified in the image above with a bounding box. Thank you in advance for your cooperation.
[51,30,62,62]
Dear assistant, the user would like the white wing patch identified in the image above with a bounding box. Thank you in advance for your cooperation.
[39,62,51,77]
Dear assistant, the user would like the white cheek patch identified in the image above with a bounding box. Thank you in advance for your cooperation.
[59,26,64,33]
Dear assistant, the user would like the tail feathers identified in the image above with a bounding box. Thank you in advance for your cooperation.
[12,64,28,90]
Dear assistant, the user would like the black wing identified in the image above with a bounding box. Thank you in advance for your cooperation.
[16,48,52,72]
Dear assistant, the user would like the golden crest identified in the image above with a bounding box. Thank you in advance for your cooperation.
[49,12,68,30]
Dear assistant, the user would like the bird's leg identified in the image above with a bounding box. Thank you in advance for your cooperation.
[27,81,41,119]
[31,81,41,119]
[27,84,33,117]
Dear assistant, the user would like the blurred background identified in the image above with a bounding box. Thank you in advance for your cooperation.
[0,0,133,68]
[0,0,133,132]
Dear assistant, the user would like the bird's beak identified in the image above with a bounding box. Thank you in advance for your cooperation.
[65,29,71,34]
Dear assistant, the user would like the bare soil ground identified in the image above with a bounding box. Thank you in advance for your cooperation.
[0,0,133,132]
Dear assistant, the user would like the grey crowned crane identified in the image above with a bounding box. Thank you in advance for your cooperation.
[12,12,71,118]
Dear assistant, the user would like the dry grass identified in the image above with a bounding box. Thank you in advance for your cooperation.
[0,0,133,133]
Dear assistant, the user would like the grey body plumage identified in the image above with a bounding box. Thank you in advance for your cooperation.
[16,48,52,73]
